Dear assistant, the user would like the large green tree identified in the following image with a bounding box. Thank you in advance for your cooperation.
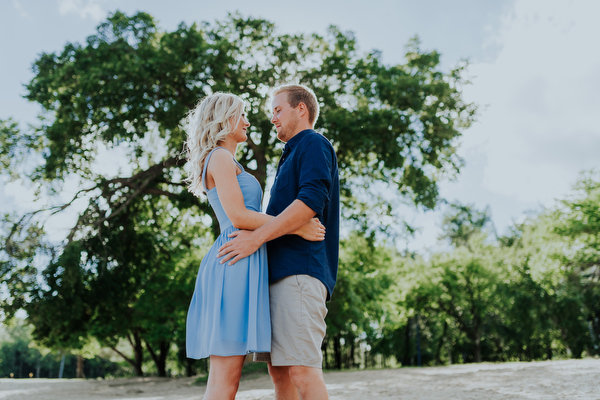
[1,11,475,373]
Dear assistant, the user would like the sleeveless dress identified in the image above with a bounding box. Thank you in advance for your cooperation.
[186,147,271,359]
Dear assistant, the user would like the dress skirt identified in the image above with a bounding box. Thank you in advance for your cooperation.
[186,225,271,359]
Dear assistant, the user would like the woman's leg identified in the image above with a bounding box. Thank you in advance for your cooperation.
[203,355,246,400]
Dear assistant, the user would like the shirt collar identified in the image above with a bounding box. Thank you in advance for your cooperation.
[284,129,314,152]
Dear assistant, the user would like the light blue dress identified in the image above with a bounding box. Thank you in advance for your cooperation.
[186,147,271,359]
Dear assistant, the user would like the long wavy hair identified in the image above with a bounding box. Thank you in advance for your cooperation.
[183,93,245,197]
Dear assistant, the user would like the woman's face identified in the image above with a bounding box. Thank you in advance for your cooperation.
[231,112,250,143]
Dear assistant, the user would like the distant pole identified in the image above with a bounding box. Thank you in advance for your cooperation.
[58,354,66,379]
[416,317,422,367]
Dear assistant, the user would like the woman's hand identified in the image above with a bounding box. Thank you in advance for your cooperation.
[293,217,326,241]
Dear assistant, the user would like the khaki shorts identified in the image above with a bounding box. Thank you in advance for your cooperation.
[254,275,328,368]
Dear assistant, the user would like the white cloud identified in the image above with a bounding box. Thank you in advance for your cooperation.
[460,0,600,204]
[12,0,34,20]
[57,0,106,22]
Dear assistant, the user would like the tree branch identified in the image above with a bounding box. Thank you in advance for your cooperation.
[109,345,136,367]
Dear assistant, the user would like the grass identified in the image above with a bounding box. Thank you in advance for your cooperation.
[193,375,209,386]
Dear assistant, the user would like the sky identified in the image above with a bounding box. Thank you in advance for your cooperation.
[1,0,599,252]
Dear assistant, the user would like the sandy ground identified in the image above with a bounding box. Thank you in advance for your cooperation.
[0,358,599,400]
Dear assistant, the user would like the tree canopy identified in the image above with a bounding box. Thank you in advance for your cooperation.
[1,11,478,375]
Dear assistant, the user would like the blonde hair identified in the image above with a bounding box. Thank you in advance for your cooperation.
[183,93,245,197]
[273,84,319,126]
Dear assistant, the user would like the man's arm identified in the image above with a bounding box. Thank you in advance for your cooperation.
[208,148,324,239]
[217,199,316,265]
[219,134,334,265]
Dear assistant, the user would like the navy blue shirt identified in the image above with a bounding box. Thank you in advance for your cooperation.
[266,129,340,300]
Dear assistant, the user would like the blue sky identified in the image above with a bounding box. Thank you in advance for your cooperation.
[1,0,599,251]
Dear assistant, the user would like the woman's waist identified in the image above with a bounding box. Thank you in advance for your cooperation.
[216,224,237,236]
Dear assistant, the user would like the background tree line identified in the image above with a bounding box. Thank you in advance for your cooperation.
[319,173,600,369]
[0,321,127,379]
[1,11,596,377]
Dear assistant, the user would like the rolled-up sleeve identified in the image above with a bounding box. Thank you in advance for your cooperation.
[296,136,333,216]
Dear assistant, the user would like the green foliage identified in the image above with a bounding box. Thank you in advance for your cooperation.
[439,202,493,248]
[0,213,50,321]
[324,232,397,368]
[0,321,125,378]
[14,11,475,213]
[192,374,208,386]
[3,11,475,373]
[21,195,205,376]
[528,171,600,356]
[388,185,600,366]
[403,238,505,364]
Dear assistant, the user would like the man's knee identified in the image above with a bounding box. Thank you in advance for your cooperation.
[288,365,323,388]
[268,363,291,384]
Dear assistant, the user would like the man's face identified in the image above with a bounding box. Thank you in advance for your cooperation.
[271,92,300,142]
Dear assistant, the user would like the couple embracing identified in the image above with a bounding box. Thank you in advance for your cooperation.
[183,84,339,400]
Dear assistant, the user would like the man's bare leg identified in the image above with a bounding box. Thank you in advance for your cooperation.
[268,364,299,400]
[289,365,328,400]
[269,363,328,400]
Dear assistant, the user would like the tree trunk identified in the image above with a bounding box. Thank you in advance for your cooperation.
[466,275,482,363]
[209,209,219,240]
[244,142,268,190]
[349,339,356,369]
[416,318,422,367]
[474,332,482,363]
[333,335,342,370]
[146,340,170,377]
[471,315,482,363]
[434,321,448,364]
[402,320,412,366]
[186,358,196,377]
[132,332,145,376]
[76,355,86,379]
[321,336,329,370]
[110,331,145,376]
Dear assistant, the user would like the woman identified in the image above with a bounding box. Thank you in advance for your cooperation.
[183,93,324,400]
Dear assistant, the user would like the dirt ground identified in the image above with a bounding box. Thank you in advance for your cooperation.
[1,358,599,400]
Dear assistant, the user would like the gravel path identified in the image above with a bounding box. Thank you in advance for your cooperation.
[0,358,598,399]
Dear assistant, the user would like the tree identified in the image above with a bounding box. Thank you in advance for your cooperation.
[403,205,505,364]
[324,232,396,369]
[1,11,475,373]
[0,319,125,378]
[409,244,503,363]
[439,202,493,248]
[509,172,600,357]
[554,172,600,353]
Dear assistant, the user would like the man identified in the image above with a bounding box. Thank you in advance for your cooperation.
[218,84,339,399]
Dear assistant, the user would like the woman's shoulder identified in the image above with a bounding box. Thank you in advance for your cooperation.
[207,147,234,166]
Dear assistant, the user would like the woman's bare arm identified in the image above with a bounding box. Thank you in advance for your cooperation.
[207,149,324,239]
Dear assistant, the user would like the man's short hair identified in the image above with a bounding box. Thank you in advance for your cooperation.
[273,84,320,126]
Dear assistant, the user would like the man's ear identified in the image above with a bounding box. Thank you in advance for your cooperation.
[297,102,307,118]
